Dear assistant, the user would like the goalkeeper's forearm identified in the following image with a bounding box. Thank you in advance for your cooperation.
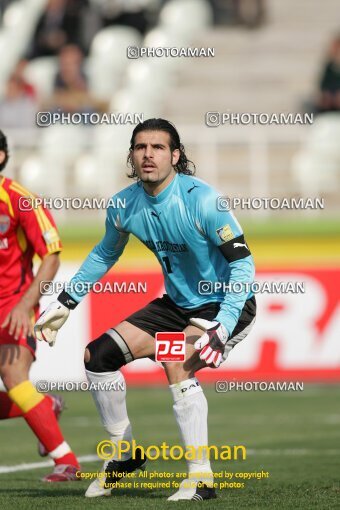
[61,231,128,304]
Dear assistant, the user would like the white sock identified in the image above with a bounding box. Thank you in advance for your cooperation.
[170,377,213,485]
[86,369,132,461]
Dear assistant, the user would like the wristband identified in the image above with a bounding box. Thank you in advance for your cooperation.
[57,290,79,310]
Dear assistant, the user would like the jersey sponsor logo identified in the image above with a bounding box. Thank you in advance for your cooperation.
[0,215,10,234]
[143,239,188,253]
[0,237,8,249]
[216,224,234,242]
[155,332,186,362]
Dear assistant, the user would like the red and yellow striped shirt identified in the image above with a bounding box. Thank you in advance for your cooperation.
[0,176,62,299]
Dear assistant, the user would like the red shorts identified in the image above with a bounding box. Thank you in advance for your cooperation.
[0,294,40,359]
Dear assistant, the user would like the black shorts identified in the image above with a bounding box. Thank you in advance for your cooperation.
[126,294,256,358]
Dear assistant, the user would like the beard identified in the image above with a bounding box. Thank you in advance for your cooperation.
[140,173,158,182]
[139,169,162,184]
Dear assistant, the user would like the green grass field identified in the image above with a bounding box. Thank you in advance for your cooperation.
[57,219,340,267]
[0,386,339,509]
[3,218,339,508]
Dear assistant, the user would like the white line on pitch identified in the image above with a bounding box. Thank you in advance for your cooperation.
[0,455,98,474]
[1,448,340,474]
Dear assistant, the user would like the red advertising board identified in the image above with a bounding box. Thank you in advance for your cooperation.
[89,269,340,384]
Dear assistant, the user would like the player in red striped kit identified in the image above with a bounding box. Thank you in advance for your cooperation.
[0,130,79,482]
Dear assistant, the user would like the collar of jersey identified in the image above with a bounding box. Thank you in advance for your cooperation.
[142,173,178,204]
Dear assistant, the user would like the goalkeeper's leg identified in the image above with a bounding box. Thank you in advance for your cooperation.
[83,320,214,500]
[84,321,155,498]
[164,324,217,501]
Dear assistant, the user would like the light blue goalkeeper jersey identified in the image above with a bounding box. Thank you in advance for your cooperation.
[68,173,255,336]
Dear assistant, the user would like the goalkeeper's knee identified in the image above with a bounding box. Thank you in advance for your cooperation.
[84,328,133,373]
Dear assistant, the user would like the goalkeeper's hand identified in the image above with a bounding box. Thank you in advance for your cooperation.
[34,301,70,347]
[190,318,229,368]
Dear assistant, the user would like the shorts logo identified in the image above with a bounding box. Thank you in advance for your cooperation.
[0,215,10,234]
[155,332,186,362]
[216,224,234,242]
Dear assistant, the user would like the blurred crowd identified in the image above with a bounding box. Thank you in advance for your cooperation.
[0,0,268,129]
[1,0,339,129]
[316,34,340,113]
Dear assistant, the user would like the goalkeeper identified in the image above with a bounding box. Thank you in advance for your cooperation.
[35,118,256,501]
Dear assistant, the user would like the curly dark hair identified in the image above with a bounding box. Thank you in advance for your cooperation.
[0,130,9,172]
[127,118,195,179]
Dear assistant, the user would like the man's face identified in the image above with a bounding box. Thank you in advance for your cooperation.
[131,130,180,185]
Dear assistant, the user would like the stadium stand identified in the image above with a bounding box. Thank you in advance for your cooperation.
[0,0,48,93]
[23,57,58,100]
[292,113,340,195]
[88,25,142,101]
[0,0,339,214]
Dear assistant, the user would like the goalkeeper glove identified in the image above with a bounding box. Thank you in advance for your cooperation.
[190,318,229,368]
[34,291,78,347]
